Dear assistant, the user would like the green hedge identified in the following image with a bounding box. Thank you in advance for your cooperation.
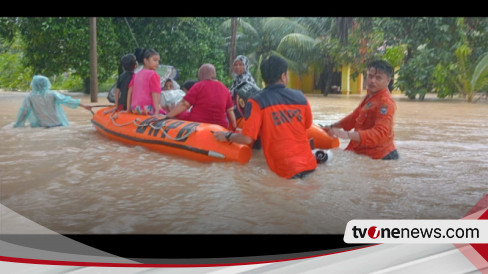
[0,52,33,91]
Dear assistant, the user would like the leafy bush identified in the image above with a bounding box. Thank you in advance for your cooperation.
[50,72,84,91]
[396,47,437,100]
[0,51,33,91]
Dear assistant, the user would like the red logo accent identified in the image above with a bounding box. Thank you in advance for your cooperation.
[368,226,379,239]
[456,194,488,272]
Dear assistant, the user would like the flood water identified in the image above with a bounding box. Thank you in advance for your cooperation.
[1,91,487,234]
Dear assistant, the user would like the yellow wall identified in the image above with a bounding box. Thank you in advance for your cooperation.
[288,64,369,95]
[288,69,322,94]
[341,65,350,94]
[350,72,364,94]
[341,64,364,94]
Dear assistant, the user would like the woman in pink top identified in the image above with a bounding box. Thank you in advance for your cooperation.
[162,64,237,129]
[127,49,164,115]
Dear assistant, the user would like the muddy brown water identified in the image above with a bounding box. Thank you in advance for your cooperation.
[1,92,487,234]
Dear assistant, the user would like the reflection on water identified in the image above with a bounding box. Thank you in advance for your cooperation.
[1,92,487,234]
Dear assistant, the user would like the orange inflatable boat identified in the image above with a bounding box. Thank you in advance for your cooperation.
[91,108,252,164]
[91,108,339,164]
[235,118,339,150]
[307,123,340,149]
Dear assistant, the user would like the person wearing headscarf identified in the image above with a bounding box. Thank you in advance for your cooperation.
[162,78,181,91]
[230,55,260,119]
[229,55,256,94]
[14,75,92,128]
[161,64,236,129]
[213,55,316,179]
[160,78,186,113]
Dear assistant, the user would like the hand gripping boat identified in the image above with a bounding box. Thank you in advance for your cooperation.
[235,118,340,150]
[306,123,340,149]
[232,82,340,150]
[91,108,339,164]
[91,108,252,164]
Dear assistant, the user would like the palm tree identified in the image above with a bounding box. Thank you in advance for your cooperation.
[276,18,343,95]
[454,46,488,102]
[229,17,238,77]
[277,17,383,95]
[221,17,309,87]
[336,17,355,45]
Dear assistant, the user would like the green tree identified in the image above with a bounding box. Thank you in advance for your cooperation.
[435,45,488,102]
[221,17,309,87]
[376,17,488,101]
[123,17,228,85]
[0,33,33,91]
[0,17,229,91]
[432,18,488,101]
[276,17,383,95]
[15,17,124,93]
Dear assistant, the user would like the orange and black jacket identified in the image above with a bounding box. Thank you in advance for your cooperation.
[242,84,317,179]
[340,88,397,159]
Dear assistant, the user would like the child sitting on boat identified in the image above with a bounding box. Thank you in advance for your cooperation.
[127,48,165,116]
[113,53,138,111]
[160,78,186,114]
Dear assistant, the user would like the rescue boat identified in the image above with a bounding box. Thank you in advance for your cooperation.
[235,118,340,150]
[307,123,340,149]
[91,108,252,164]
[91,108,339,164]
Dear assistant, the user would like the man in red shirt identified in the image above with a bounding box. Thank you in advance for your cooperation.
[162,64,237,129]
[324,60,399,160]
[214,55,317,179]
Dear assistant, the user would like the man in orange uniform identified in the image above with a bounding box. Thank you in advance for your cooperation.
[324,60,399,160]
[213,55,317,179]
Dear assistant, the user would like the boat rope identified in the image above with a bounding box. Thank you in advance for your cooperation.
[110,112,142,127]
[108,112,195,141]
[147,119,196,141]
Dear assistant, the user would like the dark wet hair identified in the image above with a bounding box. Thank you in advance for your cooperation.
[121,53,137,72]
[134,48,145,64]
[367,60,394,78]
[143,48,159,60]
[260,55,288,85]
[182,79,198,91]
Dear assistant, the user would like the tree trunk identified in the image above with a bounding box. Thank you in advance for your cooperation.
[83,77,90,94]
[319,60,335,96]
[229,17,238,77]
[336,17,354,45]
[89,17,98,102]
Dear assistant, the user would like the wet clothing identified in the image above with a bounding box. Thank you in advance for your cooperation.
[183,79,234,128]
[161,89,186,113]
[382,149,399,160]
[339,88,398,159]
[230,55,257,119]
[229,55,256,95]
[115,71,134,110]
[242,84,317,179]
[14,76,80,128]
[290,169,315,179]
[129,68,161,115]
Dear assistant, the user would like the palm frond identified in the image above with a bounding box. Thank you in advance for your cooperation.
[296,17,334,37]
[262,17,310,47]
[471,53,488,90]
[220,19,232,33]
[277,33,316,63]
[220,18,258,39]
[267,50,309,76]
[238,20,259,38]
